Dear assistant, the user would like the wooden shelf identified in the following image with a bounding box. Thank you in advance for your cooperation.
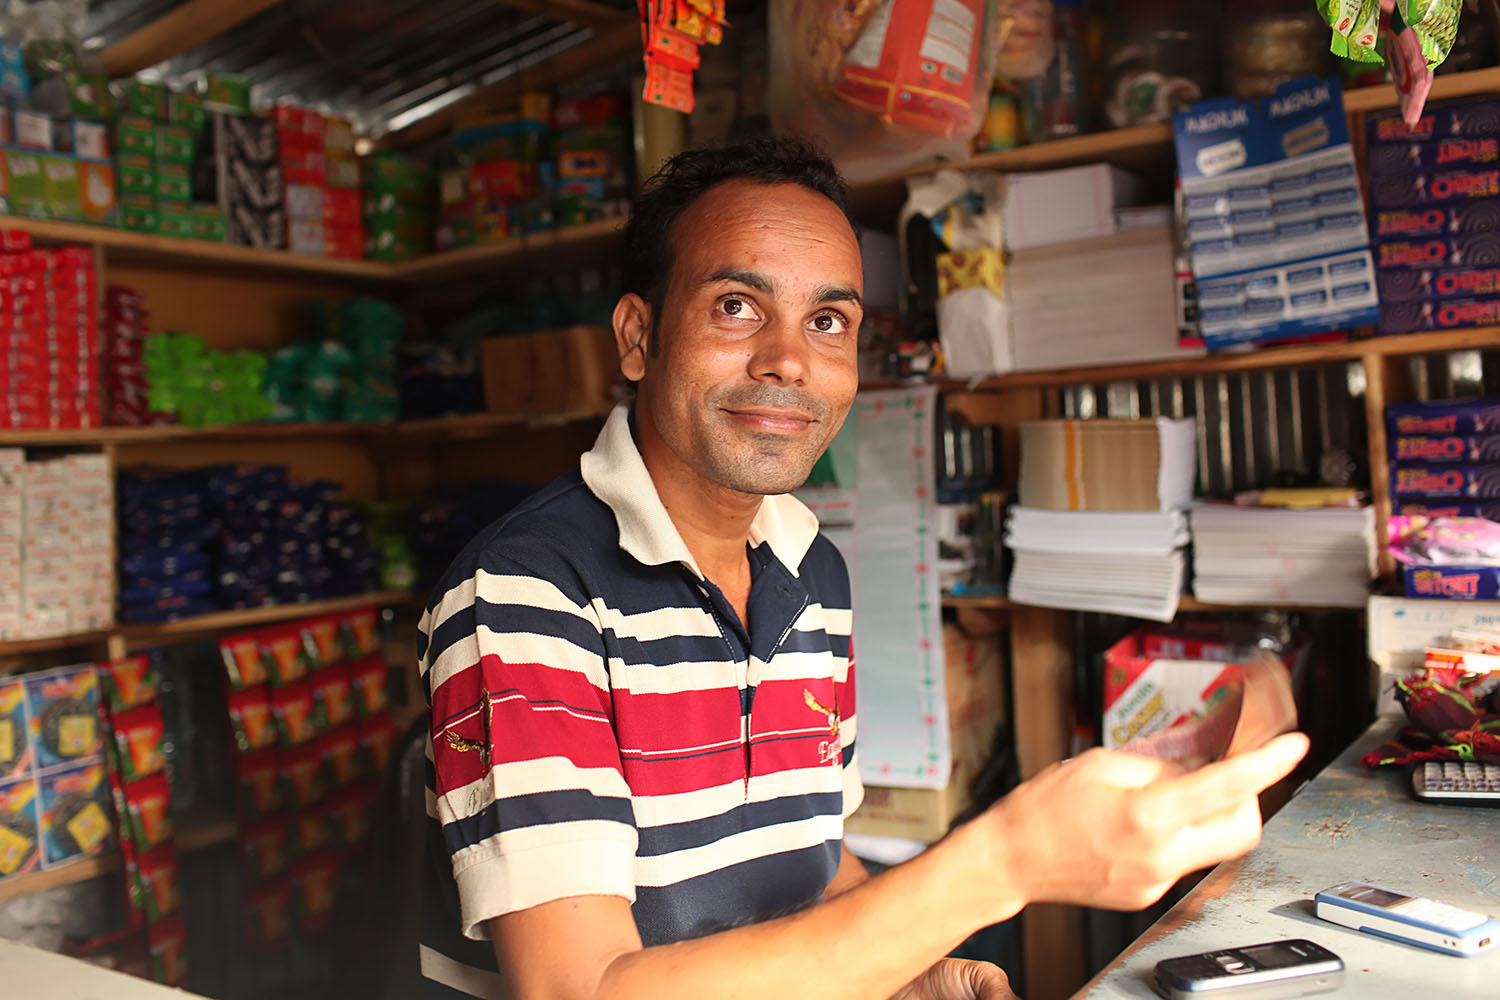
[115,590,415,650]
[0,809,238,905]
[0,215,394,282]
[0,405,612,448]
[388,217,625,284]
[1342,66,1500,113]
[0,630,112,658]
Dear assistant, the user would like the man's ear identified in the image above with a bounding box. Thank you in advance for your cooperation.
[613,293,651,382]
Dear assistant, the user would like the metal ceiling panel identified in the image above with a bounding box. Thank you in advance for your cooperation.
[81,0,639,136]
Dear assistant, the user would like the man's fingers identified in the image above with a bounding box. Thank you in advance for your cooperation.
[1155,797,1266,876]
[1142,732,1309,821]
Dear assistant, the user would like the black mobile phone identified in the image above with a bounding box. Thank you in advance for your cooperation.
[1153,939,1344,999]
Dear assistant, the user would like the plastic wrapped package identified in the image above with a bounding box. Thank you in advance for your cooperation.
[1225,1,1335,100]
[1319,0,1465,127]
[1105,2,1219,127]
[770,0,1006,180]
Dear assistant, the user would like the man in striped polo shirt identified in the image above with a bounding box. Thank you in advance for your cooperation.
[418,138,1309,1000]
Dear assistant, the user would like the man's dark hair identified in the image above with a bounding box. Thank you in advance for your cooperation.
[622,136,859,351]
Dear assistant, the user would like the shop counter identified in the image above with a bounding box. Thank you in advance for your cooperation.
[1077,719,1500,998]
[0,938,208,999]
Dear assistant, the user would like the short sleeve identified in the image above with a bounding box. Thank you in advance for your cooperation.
[421,559,638,940]
[838,638,863,819]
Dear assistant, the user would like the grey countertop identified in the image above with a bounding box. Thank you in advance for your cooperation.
[1077,720,1500,998]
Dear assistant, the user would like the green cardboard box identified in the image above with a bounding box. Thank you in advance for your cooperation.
[191,204,226,242]
[120,194,156,232]
[154,124,194,164]
[154,162,191,202]
[120,79,167,121]
[203,74,251,115]
[116,153,153,196]
[39,154,81,221]
[6,150,47,217]
[156,204,194,238]
[167,90,206,131]
[115,115,156,156]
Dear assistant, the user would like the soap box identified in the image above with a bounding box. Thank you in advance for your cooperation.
[1390,463,1500,498]
[1391,434,1500,464]
[1402,564,1500,601]
[1387,398,1500,436]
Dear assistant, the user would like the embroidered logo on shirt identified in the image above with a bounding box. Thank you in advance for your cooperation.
[441,688,493,769]
[804,689,841,766]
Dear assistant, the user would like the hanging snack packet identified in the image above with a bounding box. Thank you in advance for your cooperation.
[246,880,294,948]
[119,773,174,852]
[108,704,167,782]
[300,615,345,666]
[98,656,159,714]
[271,679,322,746]
[1321,0,1463,126]
[128,845,182,921]
[326,783,375,846]
[235,749,282,816]
[25,665,102,769]
[0,776,42,878]
[227,687,276,753]
[359,713,397,775]
[148,913,190,986]
[348,655,390,717]
[219,631,271,689]
[0,680,30,781]
[311,662,355,727]
[338,606,379,657]
[292,804,333,855]
[278,741,327,809]
[261,626,313,686]
[321,725,364,786]
[292,853,341,932]
[242,818,291,880]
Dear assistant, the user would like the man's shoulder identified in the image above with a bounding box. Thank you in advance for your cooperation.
[426,470,612,608]
[797,531,852,608]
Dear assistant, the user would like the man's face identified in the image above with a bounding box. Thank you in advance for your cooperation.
[622,179,863,497]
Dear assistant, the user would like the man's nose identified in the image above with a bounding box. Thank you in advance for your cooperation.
[748,319,810,386]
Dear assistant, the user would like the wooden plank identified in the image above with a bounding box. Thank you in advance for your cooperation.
[494,0,631,31]
[0,630,111,661]
[389,217,624,284]
[117,590,414,651]
[0,854,119,905]
[1362,353,1415,580]
[101,0,285,77]
[1008,605,1086,1000]
[1343,65,1500,114]
[384,21,640,148]
[0,215,393,281]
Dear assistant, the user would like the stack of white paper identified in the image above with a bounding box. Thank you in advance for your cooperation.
[1007,225,1204,372]
[1003,164,1143,251]
[1006,507,1189,622]
[1190,503,1376,607]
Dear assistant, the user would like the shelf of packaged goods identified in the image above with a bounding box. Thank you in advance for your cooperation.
[865,327,1500,395]
[0,809,239,905]
[114,590,416,651]
[0,214,395,281]
[0,406,614,449]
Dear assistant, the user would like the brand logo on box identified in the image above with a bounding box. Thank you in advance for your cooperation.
[1412,569,1479,597]
[1398,437,1465,460]
[1396,415,1458,433]
[1436,137,1500,164]
[1379,241,1448,267]
[1435,269,1500,296]
[1398,468,1464,492]
[1269,83,1332,118]
[1438,299,1500,326]
[1429,170,1500,200]
[1182,106,1250,135]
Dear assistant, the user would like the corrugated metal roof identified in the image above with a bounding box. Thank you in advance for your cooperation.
[81,0,639,137]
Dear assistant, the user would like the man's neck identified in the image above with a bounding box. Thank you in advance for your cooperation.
[631,409,761,584]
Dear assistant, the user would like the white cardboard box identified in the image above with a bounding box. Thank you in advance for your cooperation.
[1367,595,1500,716]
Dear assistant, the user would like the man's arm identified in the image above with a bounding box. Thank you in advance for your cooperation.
[489,732,1309,1000]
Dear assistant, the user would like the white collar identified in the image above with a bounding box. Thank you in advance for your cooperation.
[579,404,822,578]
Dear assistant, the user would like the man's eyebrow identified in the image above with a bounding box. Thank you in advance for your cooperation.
[813,284,863,309]
[703,268,775,295]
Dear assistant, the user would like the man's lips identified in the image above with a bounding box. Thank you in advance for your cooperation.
[722,407,817,433]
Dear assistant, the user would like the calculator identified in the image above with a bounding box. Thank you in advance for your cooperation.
[1411,761,1500,805]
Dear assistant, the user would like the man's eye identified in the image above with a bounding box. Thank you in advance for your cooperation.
[722,298,747,316]
[811,313,848,334]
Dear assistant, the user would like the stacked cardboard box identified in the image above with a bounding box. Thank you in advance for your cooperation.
[201,112,283,249]
[1367,97,1500,334]
[364,152,433,261]
[0,451,113,640]
[0,233,100,430]
[114,79,220,240]
[1,69,117,225]
[277,105,363,259]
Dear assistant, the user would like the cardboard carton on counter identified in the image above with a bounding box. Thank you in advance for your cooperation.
[843,624,1007,844]
[480,325,620,418]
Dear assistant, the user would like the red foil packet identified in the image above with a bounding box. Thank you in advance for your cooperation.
[227,687,276,753]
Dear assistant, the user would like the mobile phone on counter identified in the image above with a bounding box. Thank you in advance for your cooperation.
[1153,939,1343,998]
[1315,881,1499,956]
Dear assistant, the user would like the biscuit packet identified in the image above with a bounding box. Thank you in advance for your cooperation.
[118,772,174,852]
[128,844,182,921]
[235,749,282,817]
[98,655,160,714]
[227,687,276,753]
[219,631,271,689]
[108,704,167,783]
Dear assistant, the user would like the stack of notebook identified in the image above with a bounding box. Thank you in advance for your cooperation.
[1007,418,1198,622]
[1190,500,1376,607]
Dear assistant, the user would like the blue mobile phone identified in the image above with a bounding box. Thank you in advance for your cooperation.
[1314,881,1500,957]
